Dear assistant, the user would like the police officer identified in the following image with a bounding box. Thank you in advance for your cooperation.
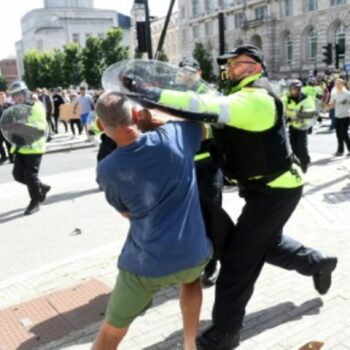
[179,57,223,286]
[133,45,337,349]
[8,81,51,215]
[282,79,316,173]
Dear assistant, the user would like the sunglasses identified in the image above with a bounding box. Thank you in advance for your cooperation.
[226,60,257,67]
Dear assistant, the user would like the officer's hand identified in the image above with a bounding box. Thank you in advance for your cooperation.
[137,109,165,132]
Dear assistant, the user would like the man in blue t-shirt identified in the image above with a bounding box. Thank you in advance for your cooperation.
[92,91,211,350]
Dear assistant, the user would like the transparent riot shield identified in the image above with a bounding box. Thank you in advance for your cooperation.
[0,104,47,147]
[101,59,220,122]
[102,59,218,95]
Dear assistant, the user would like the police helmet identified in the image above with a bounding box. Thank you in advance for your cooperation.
[179,57,201,73]
[289,79,302,89]
[8,80,28,96]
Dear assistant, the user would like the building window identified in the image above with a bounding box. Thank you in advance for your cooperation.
[205,21,213,36]
[283,33,293,64]
[181,6,186,18]
[307,28,317,63]
[234,13,245,28]
[255,6,268,20]
[193,25,200,39]
[85,33,92,40]
[219,0,229,9]
[72,33,80,45]
[205,0,215,13]
[192,0,201,17]
[37,39,44,51]
[304,0,318,12]
[331,0,345,5]
[335,24,346,59]
[98,33,105,39]
[282,0,293,17]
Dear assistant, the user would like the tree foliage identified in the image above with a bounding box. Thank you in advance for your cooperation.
[101,28,129,67]
[0,75,7,91]
[62,43,83,87]
[81,37,104,89]
[156,49,169,62]
[22,28,129,89]
[192,42,216,82]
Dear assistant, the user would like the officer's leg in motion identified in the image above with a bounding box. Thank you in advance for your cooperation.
[196,158,223,286]
[266,234,337,295]
[13,153,50,215]
[289,126,310,173]
[198,187,303,350]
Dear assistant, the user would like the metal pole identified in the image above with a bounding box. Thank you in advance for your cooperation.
[144,0,153,59]
[154,0,176,60]
[218,12,225,55]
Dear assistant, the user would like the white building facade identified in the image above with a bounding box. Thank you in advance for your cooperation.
[16,0,130,78]
[177,0,350,78]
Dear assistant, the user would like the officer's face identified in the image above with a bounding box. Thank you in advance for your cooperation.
[225,55,258,82]
[0,93,5,105]
[12,93,26,105]
[289,87,299,97]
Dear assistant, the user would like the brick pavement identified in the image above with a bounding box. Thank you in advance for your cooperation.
[0,152,349,349]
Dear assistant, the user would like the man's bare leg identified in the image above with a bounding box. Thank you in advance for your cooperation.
[92,321,128,350]
[180,278,202,350]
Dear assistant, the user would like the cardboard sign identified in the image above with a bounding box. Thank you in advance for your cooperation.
[59,103,81,121]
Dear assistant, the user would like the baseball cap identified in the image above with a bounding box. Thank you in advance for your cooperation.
[179,57,201,73]
[217,45,264,65]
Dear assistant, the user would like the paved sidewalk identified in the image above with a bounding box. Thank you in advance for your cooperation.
[46,133,97,153]
[0,153,349,350]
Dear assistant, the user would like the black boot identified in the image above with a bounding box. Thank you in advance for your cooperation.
[40,184,51,203]
[197,325,240,350]
[24,200,40,215]
[313,256,338,295]
[201,259,219,287]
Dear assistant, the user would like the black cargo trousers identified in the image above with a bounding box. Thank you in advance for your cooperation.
[212,186,325,334]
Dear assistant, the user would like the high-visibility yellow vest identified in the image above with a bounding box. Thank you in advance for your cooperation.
[158,73,303,189]
[11,102,47,155]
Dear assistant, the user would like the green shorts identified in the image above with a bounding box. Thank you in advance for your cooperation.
[106,258,209,328]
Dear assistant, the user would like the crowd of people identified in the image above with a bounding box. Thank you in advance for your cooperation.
[0,45,346,350]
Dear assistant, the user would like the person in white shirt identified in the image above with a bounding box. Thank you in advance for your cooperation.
[329,79,350,156]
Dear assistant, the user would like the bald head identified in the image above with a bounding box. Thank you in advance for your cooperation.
[96,91,133,129]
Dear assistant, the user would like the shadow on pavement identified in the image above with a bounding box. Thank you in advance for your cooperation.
[43,188,101,206]
[0,208,24,224]
[15,293,109,350]
[143,298,323,350]
[0,188,101,224]
[323,183,350,204]
[303,174,349,196]
[311,156,338,166]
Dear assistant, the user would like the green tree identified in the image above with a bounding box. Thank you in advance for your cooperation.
[50,49,66,88]
[101,28,129,67]
[81,36,104,89]
[62,43,83,87]
[157,49,169,62]
[192,42,215,82]
[40,51,54,88]
[23,50,42,90]
[0,75,7,91]
[134,47,143,59]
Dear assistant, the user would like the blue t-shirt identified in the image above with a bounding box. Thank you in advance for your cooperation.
[97,122,210,277]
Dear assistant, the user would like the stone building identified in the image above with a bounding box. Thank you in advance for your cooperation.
[0,58,19,87]
[177,0,350,78]
[16,0,131,78]
[130,1,181,65]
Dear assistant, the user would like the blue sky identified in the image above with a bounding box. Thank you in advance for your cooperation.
[0,0,176,59]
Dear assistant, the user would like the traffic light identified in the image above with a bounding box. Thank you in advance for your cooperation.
[322,43,332,65]
[136,22,148,52]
